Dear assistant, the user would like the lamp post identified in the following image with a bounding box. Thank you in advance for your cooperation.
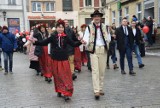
[2,11,6,21]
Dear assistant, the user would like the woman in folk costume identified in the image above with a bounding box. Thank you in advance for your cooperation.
[33,19,82,101]
[72,27,82,72]
[78,24,88,66]
[23,29,41,75]
[33,24,53,83]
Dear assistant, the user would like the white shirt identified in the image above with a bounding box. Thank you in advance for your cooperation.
[83,26,105,46]
[123,26,128,35]
[132,28,136,37]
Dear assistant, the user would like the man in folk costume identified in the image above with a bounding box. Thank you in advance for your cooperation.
[83,10,111,100]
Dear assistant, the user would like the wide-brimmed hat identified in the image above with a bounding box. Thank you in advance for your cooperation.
[90,10,103,18]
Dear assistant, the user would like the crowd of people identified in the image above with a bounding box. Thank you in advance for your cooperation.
[0,9,158,102]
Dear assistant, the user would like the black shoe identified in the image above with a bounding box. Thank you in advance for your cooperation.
[88,67,92,72]
[78,70,81,73]
[121,70,126,75]
[95,95,100,100]
[139,64,145,68]
[72,74,77,80]
[41,73,43,77]
[113,64,119,69]
[129,70,136,76]
[47,78,52,83]
[4,72,8,75]
[45,77,48,81]
[64,96,70,102]
[57,92,62,97]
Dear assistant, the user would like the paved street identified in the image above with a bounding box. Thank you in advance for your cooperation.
[0,53,160,108]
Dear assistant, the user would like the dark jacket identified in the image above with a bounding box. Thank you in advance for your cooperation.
[115,26,134,52]
[34,32,82,61]
[131,27,142,45]
[65,27,79,55]
[0,32,17,52]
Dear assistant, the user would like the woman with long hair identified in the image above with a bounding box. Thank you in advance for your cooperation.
[33,19,82,101]
[33,24,53,83]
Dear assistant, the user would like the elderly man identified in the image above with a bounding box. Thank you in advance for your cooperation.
[83,10,110,100]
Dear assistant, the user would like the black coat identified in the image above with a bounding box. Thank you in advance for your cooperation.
[65,27,79,55]
[131,27,142,45]
[115,26,134,52]
[34,32,82,61]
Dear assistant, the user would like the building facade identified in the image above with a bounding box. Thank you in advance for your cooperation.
[27,0,79,29]
[78,0,106,25]
[105,0,160,27]
[0,0,27,33]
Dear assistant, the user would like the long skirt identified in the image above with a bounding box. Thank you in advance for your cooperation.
[39,46,53,78]
[74,47,82,71]
[52,60,73,97]
[81,51,88,64]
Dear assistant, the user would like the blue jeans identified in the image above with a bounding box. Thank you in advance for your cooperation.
[0,51,2,67]
[119,47,133,71]
[111,41,117,64]
[133,43,143,65]
[3,52,13,72]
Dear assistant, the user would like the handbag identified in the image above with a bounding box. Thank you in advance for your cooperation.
[34,46,43,57]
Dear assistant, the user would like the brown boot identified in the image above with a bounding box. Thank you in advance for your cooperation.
[113,64,119,69]
[100,90,105,96]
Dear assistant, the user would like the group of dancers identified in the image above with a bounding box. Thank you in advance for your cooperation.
[24,9,145,102]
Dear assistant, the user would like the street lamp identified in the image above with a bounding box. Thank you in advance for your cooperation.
[2,11,6,21]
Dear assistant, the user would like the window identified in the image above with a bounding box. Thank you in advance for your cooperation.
[32,2,42,12]
[68,20,74,26]
[118,10,122,25]
[137,3,142,21]
[112,11,116,23]
[63,0,73,11]
[45,2,55,11]
[8,0,16,5]
[85,0,92,6]
[125,7,129,20]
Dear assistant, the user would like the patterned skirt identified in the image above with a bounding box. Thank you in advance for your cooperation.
[74,47,82,71]
[52,60,73,97]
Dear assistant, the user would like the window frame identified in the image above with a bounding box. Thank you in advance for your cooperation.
[125,7,129,20]
[112,11,116,23]
[32,2,42,12]
[8,0,16,5]
[84,0,94,7]
[45,2,55,12]
[137,3,142,21]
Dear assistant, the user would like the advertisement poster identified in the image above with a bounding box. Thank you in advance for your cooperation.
[7,18,20,33]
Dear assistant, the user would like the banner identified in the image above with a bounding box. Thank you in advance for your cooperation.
[7,18,20,34]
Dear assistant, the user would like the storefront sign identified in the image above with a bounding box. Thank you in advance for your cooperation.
[7,18,20,33]
[28,16,56,19]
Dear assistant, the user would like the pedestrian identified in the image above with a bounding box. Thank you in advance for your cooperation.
[33,24,53,83]
[115,17,135,76]
[106,24,119,69]
[83,10,110,100]
[23,30,41,75]
[64,19,79,80]
[131,21,145,68]
[33,19,82,101]
[146,16,153,46]
[79,24,88,66]
[0,26,4,71]
[72,27,82,72]
[0,26,17,75]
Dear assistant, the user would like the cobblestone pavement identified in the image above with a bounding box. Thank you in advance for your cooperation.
[0,53,160,108]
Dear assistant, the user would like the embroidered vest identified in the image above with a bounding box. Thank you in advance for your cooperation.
[87,23,110,53]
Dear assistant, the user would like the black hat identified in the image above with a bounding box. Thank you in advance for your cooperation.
[90,10,103,18]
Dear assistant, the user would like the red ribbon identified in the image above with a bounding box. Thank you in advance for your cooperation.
[96,26,100,29]
[58,32,67,37]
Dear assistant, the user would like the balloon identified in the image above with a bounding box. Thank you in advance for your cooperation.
[142,26,149,34]
[25,31,29,35]
[26,35,30,40]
